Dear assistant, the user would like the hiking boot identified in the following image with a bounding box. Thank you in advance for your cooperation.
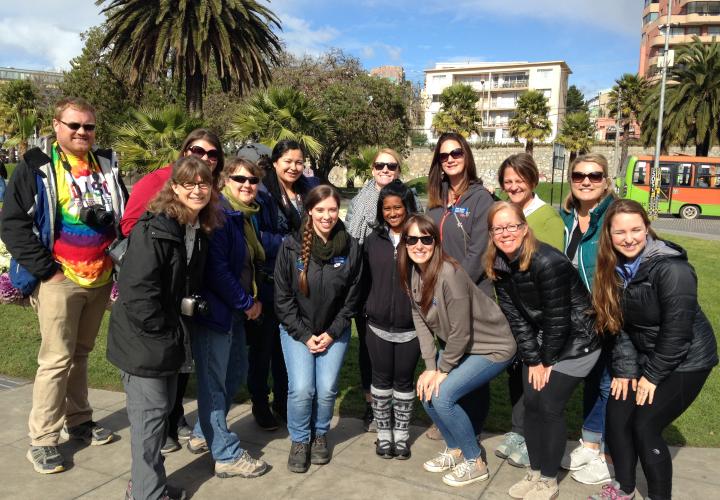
[495,431,524,459]
[423,447,463,473]
[252,402,279,431]
[561,439,599,471]
[524,477,559,500]
[375,438,393,459]
[362,402,377,432]
[507,440,530,468]
[424,423,443,440]
[186,435,208,454]
[287,441,310,473]
[215,450,269,478]
[588,480,635,499]
[508,470,541,499]
[176,417,193,442]
[310,434,330,465]
[572,456,614,485]
[26,446,64,474]
[442,459,489,487]
[161,436,181,455]
[61,420,115,446]
[125,480,187,500]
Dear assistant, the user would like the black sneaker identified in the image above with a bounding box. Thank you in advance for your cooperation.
[287,441,310,473]
[125,480,187,500]
[26,445,64,474]
[362,402,377,432]
[62,420,115,446]
[176,417,193,442]
[310,434,330,465]
[252,403,279,431]
[161,436,181,455]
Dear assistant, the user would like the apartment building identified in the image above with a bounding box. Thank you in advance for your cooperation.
[423,60,571,144]
[640,0,720,77]
[0,66,63,85]
[369,65,405,83]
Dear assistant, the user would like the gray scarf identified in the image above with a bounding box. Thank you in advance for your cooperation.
[346,180,380,244]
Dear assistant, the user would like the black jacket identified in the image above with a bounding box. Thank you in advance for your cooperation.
[494,242,600,367]
[274,227,363,343]
[610,240,718,384]
[362,227,414,332]
[107,212,208,377]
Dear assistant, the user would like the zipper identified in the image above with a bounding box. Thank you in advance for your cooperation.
[390,239,397,326]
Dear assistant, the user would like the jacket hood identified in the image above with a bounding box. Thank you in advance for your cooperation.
[633,237,686,282]
[140,212,184,242]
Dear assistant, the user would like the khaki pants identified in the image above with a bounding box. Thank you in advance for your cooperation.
[28,278,111,446]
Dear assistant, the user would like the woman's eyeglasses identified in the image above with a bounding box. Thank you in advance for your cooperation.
[373,161,399,171]
[187,145,220,162]
[490,223,525,235]
[571,171,605,183]
[58,119,96,132]
[229,175,260,185]
[179,182,210,192]
[438,148,464,164]
[405,235,434,246]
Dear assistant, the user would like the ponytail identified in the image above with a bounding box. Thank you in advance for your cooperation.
[298,215,313,296]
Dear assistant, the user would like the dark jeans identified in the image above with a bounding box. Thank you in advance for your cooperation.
[523,366,583,478]
[607,370,710,500]
[355,315,372,394]
[246,303,288,410]
[167,372,189,440]
[365,328,420,392]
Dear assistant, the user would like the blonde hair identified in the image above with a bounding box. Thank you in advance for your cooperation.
[562,153,615,212]
[54,97,96,120]
[373,148,403,174]
[484,201,538,281]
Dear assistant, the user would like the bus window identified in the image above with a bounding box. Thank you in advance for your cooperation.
[696,164,719,188]
[675,163,693,187]
[660,166,671,186]
[633,161,648,184]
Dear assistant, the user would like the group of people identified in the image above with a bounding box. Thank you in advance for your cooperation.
[0,97,716,500]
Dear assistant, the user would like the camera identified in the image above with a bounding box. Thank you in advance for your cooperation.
[79,205,114,228]
[180,295,209,317]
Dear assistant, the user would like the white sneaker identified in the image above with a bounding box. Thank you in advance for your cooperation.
[571,456,614,485]
[561,439,599,471]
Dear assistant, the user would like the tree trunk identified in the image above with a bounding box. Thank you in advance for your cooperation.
[525,140,534,156]
[697,134,711,157]
[185,72,203,117]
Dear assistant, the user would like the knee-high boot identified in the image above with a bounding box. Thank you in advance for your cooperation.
[392,390,415,459]
[370,386,393,458]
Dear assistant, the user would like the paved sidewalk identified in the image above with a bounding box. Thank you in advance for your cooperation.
[1,385,718,499]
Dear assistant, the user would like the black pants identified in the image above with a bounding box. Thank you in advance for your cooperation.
[606,370,710,500]
[167,372,189,440]
[507,358,525,435]
[355,315,372,394]
[523,366,583,478]
[246,303,288,410]
[365,328,420,392]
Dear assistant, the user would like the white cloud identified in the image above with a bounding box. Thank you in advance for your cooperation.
[278,15,341,56]
[362,46,375,58]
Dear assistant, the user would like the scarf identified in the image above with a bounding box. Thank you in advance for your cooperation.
[310,219,349,261]
[346,180,380,244]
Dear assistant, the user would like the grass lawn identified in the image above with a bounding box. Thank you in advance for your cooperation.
[0,231,717,446]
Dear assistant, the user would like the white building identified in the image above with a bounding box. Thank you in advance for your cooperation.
[423,60,571,144]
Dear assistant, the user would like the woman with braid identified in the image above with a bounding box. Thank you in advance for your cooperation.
[274,185,364,473]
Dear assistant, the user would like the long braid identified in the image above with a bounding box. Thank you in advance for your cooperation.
[298,215,313,296]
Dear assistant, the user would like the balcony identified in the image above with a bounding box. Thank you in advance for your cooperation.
[491,80,529,90]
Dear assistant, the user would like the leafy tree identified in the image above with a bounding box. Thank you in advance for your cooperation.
[4,111,38,155]
[509,90,552,155]
[226,86,327,157]
[557,112,595,163]
[640,38,720,156]
[0,80,38,115]
[431,83,483,138]
[609,73,649,169]
[112,105,204,173]
[97,0,282,115]
[566,85,588,114]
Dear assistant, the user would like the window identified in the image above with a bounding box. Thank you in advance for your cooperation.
[643,12,659,24]
[708,25,720,35]
[695,165,720,188]
[633,161,648,185]
[675,163,693,186]
[670,27,685,36]
[685,26,702,35]
[539,88,552,99]
[684,1,720,15]
[431,94,440,103]
[432,74,447,81]
[644,0,659,6]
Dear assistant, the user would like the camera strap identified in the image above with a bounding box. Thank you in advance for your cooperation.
[54,144,112,213]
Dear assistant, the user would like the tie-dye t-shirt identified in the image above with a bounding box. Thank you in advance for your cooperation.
[51,145,115,288]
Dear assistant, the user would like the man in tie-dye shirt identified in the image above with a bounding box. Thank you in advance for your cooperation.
[0,97,127,474]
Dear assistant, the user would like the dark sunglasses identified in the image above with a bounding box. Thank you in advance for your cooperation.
[571,171,606,183]
[405,235,434,246]
[58,119,96,132]
[229,174,260,185]
[187,145,220,161]
[373,161,399,171]
[438,147,464,163]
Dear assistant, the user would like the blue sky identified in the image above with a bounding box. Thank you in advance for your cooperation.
[1,0,644,98]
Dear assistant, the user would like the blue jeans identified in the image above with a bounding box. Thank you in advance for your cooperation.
[422,353,510,460]
[582,351,611,452]
[191,313,248,463]
[280,325,350,443]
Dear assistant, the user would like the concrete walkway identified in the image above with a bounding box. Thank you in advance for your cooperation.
[1,384,718,499]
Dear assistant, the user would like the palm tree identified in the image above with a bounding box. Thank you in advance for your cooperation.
[97,0,282,115]
[112,105,204,173]
[640,37,720,156]
[431,83,483,138]
[3,111,38,155]
[346,146,380,186]
[557,112,595,163]
[227,86,327,157]
[509,90,552,155]
[608,73,649,170]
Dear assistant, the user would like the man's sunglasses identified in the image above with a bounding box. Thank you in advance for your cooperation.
[58,119,96,132]
[438,147,464,163]
[571,171,606,183]
[187,145,220,162]
[373,161,399,171]
[229,174,260,185]
[405,235,434,246]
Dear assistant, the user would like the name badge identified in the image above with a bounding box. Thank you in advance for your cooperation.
[453,206,469,217]
[331,256,347,268]
[295,258,305,271]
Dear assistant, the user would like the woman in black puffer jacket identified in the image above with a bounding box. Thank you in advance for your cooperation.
[589,199,717,500]
[485,201,600,500]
